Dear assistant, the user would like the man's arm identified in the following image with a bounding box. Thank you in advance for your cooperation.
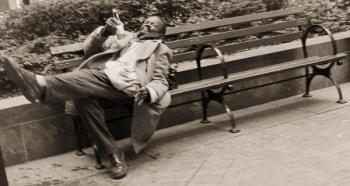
[84,27,134,58]
[84,17,129,57]
[83,26,109,57]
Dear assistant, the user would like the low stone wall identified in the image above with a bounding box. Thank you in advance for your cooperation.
[0,97,76,166]
[1,31,350,166]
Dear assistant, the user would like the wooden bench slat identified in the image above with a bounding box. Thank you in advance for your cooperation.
[166,18,308,49]
[166,8,303,36]
[54,32,304,71]
[50,9,304,56]
[173,32,303,63]
[53,57,84,70]
[170,53,346,96]
[50,42,84,56]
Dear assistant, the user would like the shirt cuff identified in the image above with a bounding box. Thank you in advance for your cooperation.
[146,87,158,103]
[96,27,108,38]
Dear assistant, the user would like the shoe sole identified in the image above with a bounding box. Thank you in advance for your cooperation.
[109,169,127,179]
[3,57,37,102]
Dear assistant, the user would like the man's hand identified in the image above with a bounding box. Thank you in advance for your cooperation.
[134,87,150,106]
[101,17,120,37]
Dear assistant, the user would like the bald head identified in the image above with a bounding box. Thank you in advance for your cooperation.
[140,16,166,35]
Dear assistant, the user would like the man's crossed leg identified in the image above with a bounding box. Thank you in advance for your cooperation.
[1,55,128,179]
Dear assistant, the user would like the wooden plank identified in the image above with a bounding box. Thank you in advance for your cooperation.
[50,8,304,56]
[170,53,346,96]
[166,19,308,49]
[51,13,306,69]
[53,57,84,70]
[50,9,304,55]
[166,8,303,36]
[172,32,303,63]
[218,32,303,54]
[51,19,305,61]
[54,32,303,70]
[50,42,84,56]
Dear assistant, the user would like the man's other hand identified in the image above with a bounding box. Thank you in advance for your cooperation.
[134,87,150,106]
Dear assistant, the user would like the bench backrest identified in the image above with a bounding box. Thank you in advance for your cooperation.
[50,8,307,71]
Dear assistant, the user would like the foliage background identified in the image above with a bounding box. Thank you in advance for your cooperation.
[0,0,349,97]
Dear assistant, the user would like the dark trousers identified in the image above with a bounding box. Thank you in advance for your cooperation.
[44,69,131,154]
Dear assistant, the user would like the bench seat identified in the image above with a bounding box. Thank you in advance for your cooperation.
[171,53,347,96]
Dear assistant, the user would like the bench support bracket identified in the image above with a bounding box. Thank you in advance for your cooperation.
[301,24,347,104]
[74,117,86,156]
[201,88,240,133]
[303,64,346,104]
[196,45,240,133]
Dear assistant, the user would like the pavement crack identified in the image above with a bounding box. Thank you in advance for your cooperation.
[142,152,158,159]
[185,157,209,186]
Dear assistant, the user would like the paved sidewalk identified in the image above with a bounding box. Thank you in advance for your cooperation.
[6,82,350,186]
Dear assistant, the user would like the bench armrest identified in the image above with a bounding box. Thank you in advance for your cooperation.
[196,44,228,80]
[302,24,343,65]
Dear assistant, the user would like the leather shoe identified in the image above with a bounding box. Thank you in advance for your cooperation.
[108,152,127,179]
[1,54,44,102]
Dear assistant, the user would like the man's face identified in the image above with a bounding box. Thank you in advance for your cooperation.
[140,16,164,35]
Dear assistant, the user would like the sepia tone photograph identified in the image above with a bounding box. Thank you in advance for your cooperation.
[1,0,350,185]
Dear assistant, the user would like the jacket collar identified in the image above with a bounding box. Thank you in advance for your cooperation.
[136,31,164,40]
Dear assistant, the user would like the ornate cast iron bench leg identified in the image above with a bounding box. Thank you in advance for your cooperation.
[202,88,240,133]
[196,44,240,133]
[222,97,240,133]
[301,24,347,104]
[73,117,86,156]
[200,91,210,124]
[302,67,314,98]
[92,143,104,170]
[327,70,347,104]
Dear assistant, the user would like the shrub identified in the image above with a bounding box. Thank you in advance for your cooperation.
[3,0,197,40]
[288,0,350,33]
[2,0,288,39]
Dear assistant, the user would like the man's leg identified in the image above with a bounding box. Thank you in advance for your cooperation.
[74,98,128,179]
[43,69,125,102]
[2,55,129,179]
[74,98,119,155]
[2,54,125,102]
[45,71,130,179]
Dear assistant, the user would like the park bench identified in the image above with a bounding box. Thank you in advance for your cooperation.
[49,8,347,169]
